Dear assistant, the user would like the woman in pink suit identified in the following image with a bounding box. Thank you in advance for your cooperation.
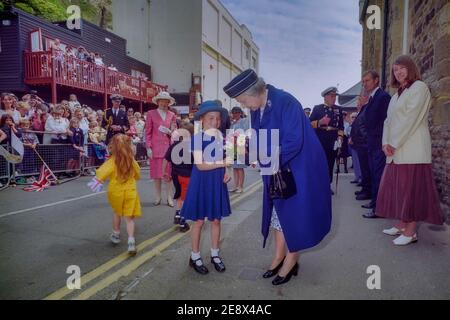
[146,92,177,207]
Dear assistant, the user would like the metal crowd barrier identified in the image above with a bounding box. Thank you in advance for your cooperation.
[0,141,150,190]
[0,144,12,190]
[13,144,83,184]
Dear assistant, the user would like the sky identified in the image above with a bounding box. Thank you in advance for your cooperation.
[220,0,363,108]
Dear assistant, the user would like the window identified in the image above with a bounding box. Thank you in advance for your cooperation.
[245,42,250,60]
[131,70,147,79]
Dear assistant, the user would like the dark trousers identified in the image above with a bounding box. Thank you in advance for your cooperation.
[317,132,337,184]
[355,146,371,195]
[368,147,386,208]
[324,146,337,183]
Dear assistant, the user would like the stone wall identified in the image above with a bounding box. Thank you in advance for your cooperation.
[361,0,385,74]
[409,0,450,221]
[385,0,405,92]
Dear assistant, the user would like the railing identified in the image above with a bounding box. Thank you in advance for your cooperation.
[0,144,11,190]
[0,141,149,190]
[24,50,168,103]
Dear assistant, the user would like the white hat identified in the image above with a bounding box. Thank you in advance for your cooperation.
[152,91,176,106]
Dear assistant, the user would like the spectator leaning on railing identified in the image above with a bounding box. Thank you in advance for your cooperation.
[44,106,71,145]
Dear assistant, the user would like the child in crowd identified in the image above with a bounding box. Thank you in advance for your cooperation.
[67,118,84,175]
[180,101,232,275]
[88,134,142,255]
[88,121,108,166]
[162,122,194,232]
[17,119,39,176]
[16,102,30,122]
[126,116,140,143]
[0,114,21,144]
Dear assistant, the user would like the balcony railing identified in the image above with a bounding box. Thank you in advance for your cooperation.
[24,49,167,104]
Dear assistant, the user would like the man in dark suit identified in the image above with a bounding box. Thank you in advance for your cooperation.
[310,87,345,194]
[102,94,129,144]
[361,70,391,219]
[350,95,372,203]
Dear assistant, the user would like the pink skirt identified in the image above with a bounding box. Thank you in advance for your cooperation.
[376,163,444,225]
[150,158,171,179]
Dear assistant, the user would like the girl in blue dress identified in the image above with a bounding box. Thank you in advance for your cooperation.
[181,101,232,275]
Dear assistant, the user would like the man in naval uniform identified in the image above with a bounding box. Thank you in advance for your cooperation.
[102,94,129,144]
[309,87,345,194]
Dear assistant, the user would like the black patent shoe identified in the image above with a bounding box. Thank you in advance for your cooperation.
[262,257,285,278]
[179,222,190,233]
[272,263,299,286]
[189,257,209,275]
[211,256,226,273]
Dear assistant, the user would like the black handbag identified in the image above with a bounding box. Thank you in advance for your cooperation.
[269,165,297,200]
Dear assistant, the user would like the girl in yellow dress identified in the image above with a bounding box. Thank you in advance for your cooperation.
[89,134,142,255]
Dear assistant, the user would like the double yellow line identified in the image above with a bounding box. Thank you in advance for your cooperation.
[44,180,262,300]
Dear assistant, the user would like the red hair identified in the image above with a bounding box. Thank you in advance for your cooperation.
[109,134,134,183]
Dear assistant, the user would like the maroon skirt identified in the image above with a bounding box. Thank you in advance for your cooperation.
[376,163,444,225]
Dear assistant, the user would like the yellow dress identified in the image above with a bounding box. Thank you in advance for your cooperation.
[96,157,142,217]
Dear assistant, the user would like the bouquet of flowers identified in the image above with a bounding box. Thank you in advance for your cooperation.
[224,130,248,166]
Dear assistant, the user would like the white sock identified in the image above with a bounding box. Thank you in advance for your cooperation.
[191,251,203,266]
[112,230,120,236]
[128,237,135,244]
[211,248,221,263]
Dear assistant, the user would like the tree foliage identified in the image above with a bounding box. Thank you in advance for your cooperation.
[10,0,112,28]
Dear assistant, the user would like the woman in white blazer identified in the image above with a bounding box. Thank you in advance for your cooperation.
[376,55,444,245]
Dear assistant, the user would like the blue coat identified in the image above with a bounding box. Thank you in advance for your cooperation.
[251,85,332,252]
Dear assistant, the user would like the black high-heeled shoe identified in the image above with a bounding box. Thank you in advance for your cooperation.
[272,262,299,286]
[262,257,285,278]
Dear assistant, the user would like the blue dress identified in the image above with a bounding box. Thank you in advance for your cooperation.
[180,132,232,221]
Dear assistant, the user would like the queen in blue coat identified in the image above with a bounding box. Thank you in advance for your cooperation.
[224,70,332,286]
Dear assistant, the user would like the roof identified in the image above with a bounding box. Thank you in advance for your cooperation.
[340,81,362,97]
[340,96,359,110]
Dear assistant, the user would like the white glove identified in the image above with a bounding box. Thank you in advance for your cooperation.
[158,125,171,135]
[334,139,342,151]
[87,177,104,193]
[146,148,153,159]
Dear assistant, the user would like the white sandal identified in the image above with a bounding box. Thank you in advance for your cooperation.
[382,227,405,236]
[393,234,418,246]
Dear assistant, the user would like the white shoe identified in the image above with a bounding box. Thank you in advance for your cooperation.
[128,240,137,256]
[383,227,405,236]
[110,232,121,245]
[235,188,243,194]
[167,198,174,208]
[393,234,418,246]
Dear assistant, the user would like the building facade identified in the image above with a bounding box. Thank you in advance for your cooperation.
[0,6,165,111]
[360,0,450,220]
[111,0,260,111]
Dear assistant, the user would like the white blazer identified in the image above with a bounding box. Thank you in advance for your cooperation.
[382,80,432,164]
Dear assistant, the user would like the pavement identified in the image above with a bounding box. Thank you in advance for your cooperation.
[0,168,449,300]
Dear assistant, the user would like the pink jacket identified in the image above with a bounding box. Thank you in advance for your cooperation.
[145,109,177,158]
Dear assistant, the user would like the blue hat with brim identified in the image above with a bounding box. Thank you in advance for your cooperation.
[194,100,229,121]
[223,69,258,98]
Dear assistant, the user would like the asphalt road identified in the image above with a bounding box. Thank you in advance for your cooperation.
[0,168,449,300]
